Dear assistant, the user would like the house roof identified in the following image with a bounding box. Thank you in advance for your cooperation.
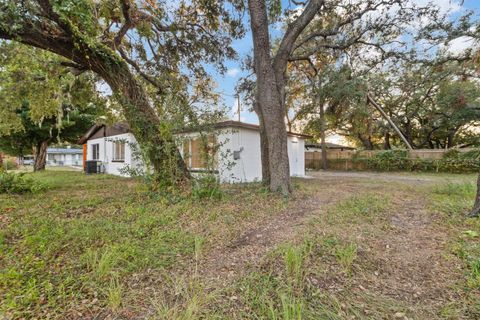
[182,121,312,138]
[47,148,83,154]
[79,121,311,143]
[305,142,355,150]
[77,122,130,144]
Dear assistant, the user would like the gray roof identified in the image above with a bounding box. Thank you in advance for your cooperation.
[305,142,355,150]
[47,148,83,154]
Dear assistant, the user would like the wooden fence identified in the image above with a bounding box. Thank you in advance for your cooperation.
[305,149,472,170]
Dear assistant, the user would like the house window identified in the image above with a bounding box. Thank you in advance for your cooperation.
[187,136,216,169]
[92,144,100,160]
[112,141,125,162]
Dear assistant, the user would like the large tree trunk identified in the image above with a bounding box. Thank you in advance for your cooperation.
[468,173,480,218]
[253,101,271,185]
[97,60,190,184]
[249,0,291,194]
[0,22,189,186]
[34,140,48,172]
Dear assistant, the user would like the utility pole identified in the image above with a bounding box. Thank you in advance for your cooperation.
[236,94,241,122]
[367,93,413,150]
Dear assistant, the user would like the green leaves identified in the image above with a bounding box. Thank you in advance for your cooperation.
[0,42,106,154]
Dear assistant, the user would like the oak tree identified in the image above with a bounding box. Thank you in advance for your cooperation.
[247,0,438,193]
[0,0,243,185]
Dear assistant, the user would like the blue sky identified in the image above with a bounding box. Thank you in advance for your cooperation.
[214,0,480,128]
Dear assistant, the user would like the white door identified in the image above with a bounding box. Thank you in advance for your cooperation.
[289,140,300,176]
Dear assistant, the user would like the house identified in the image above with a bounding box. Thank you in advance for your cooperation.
[305,142,356,153]
[78,121,310,183]
[46,148,83,167]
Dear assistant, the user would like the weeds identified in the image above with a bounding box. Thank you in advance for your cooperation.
[107,276,123,311]
[334,243,358,274]
[326,192,390,224]
[0,170,286,318]
[191,173,223,200]
[0,171,45,194]
[284,245,304,282]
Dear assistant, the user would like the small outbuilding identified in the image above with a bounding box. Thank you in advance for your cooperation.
[46,148,83,167]
[78,121,310,183]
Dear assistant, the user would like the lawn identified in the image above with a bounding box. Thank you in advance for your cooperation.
[1,170,479,319]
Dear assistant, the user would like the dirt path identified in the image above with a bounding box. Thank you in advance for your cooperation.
[357,194,464,313]
[199,179,363,286]
[199,172,465,316]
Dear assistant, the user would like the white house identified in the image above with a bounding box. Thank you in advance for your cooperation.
[46,148,83,167]
[78,121,309,183]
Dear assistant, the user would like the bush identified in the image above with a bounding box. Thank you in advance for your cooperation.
[365,150,408,171]
[2,159,18,170]
[191,173,223,200]
[352,149,480,173]
[0,171,45,194]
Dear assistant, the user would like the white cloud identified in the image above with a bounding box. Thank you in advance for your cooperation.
[226,68,240,77]
[447,36,476,55]
[415,0,461,14]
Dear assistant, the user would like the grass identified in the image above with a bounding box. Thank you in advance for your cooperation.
[0,170,287,318]
[1,170,479,319]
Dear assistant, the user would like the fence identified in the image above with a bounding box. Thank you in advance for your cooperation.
[305,148,473,171]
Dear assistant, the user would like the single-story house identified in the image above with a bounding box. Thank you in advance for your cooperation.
[46,148,83,166]
[305,142,356,153]
[78,121,310,183]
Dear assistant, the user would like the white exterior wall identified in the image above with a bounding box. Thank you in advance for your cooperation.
[216,128,305,183]
[217,128,263,183]
[86,133,139,176]
[47,152,82,166]
[87,127,306,182]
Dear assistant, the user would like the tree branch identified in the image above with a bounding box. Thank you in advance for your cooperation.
[273,0,324,72]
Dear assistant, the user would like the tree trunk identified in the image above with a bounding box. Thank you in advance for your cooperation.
[320,104,328,170]
[384,132,391,150]
[249,0,290,194]
[253,101,270,185]
[0,26,189,186]
[34,140,48,172]
[468,173,480,218]
[358,134,374,150]
[446,128,457,149]
[89,55,190,185]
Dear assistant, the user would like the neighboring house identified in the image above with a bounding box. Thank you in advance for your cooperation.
[78,121,309,183]
[305,142,356,153]
[46,148,83,166]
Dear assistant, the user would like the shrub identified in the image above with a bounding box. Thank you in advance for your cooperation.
[0,171,45,194]
[191,173,222,200]
[365,150,409,171]
[354,149,480,173]
[3,159,18,170]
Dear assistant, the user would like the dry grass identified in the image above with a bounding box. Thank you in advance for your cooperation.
[1,170,479,319]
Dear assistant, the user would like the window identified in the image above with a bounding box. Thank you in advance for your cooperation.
[188,136,216,169]
[92,144,100,160]
[112,141,125,162]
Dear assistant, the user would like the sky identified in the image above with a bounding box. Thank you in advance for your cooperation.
[213,0,480,142]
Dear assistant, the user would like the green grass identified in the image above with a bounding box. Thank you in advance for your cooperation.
[325,192,391,224]
[427,180,480,317]
[0,170,287,318]
[1,170,479,319]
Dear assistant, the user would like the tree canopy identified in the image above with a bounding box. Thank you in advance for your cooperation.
[0,42,107,170]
